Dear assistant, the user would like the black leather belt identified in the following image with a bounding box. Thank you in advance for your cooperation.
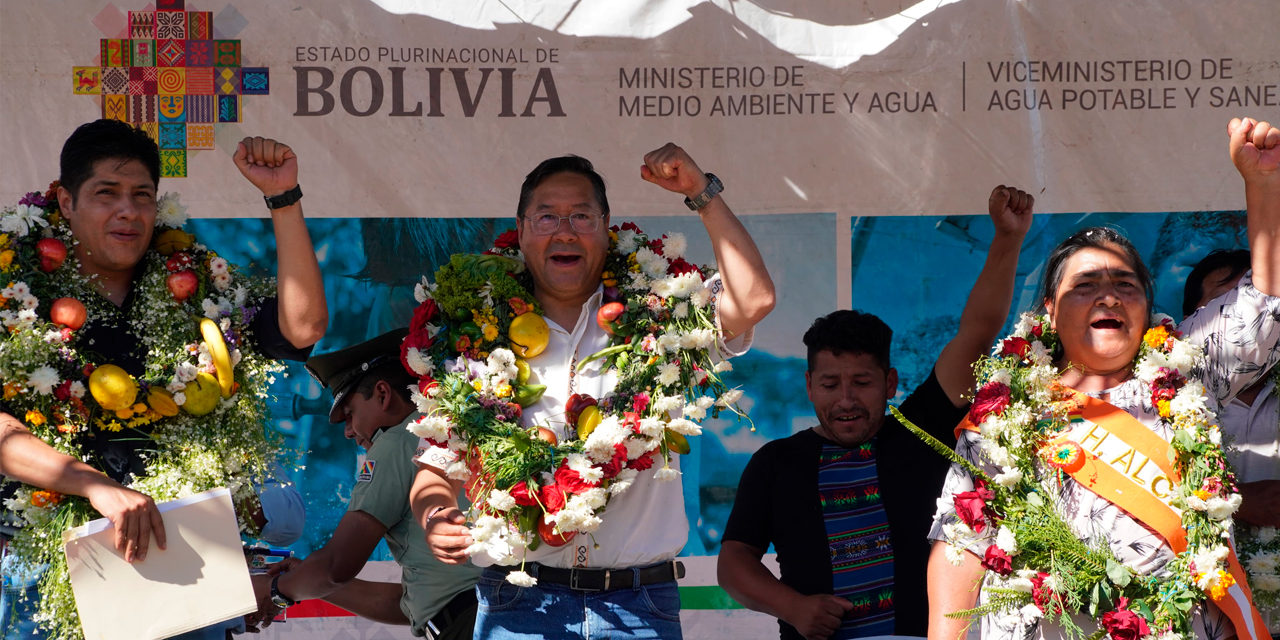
[426,588,477,639]
[509,560,685,592]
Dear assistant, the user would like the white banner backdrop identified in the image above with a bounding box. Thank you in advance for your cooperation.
[2,0,1277,220]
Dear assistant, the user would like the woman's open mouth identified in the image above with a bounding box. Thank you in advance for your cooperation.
[1090,318,1124,330]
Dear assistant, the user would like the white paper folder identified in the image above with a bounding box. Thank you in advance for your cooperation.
[63,487,257,640]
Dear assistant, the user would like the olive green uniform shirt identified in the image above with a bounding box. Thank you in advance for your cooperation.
[348,414,481,636]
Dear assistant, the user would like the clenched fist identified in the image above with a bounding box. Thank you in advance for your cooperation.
[1229,118,1280,183]
[988,185,1034,237]
[641,143,711,199]
[234,136,298,198]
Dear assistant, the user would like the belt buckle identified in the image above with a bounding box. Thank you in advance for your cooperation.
[570,567,608,592]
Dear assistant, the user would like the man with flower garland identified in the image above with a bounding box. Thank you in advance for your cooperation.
[0,119,327,637]
[716,186,1035,640]
[408,146,776,639]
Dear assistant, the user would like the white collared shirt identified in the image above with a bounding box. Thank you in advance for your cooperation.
[1219,379,1280,485]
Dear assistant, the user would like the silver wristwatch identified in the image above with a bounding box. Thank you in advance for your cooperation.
[684,173,723,211]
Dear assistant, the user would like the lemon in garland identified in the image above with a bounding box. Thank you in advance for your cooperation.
[181,373,222,416]
[88,365,138,412]
[509,312,549,358]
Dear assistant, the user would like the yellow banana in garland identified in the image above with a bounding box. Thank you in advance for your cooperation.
[199,318,235,398]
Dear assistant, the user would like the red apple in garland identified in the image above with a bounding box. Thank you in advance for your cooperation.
[564,393,597,427]
[49,298,87,330]
[534,427,559,446]
[35,238,67,272]
[596,302,625,335]
[166,270,199,302]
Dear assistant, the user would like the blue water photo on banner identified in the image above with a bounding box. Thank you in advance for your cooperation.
[189,212,836,559]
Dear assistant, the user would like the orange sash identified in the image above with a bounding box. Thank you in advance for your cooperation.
[957,390,1269,640]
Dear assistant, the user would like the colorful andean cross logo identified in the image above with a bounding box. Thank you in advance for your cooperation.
[72,1,269,178]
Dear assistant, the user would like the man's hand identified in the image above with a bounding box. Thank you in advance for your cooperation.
[243,573,281,632]
[1230,118,1280,183]
[84,481,165,563]
[641,143,711,199]
[233,136,299,197]
[783,593,853,640]
[425,507,473,565]
[267,556,302,576]
[988,185,1034,238]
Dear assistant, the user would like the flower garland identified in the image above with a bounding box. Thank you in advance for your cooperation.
[0,185,285,640]
[898,312,1245,640]
[402,224,745,585]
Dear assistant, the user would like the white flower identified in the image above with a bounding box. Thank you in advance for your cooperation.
[487,349,517,379]
[716,388,744,407]
[202,298,222,319]
[408,415,452,442]
[1246,551,1279,576]
[579,487,608,510]
[944,544,967,566]
[981,442,1015,468]
[663,233,688,259]
[69,381,86,398]
[584,417,630,463]
[616,229,639,254]
[413,277,435,304]
[1192,546,1231,588]
[1028,341,1052,367]
[445,460,471,481]
[176,361,198,383]
[713,360,732,373]
[993,466,1023,488]
[155,193,189,228]
[626,271,649,292]
[230,349,243,367]
[487,489,517,512]
[27,366,60,395]
[1185,494,1209,512]
[410,389,439,415]
[3,492,30,512]
[635,248,668,279]
[567,453,604,484]
[15,309,36,326]
[650,277,678,299]
[1017,604,1043,624]
[406,348,434,377]
[654,395,683,414]
[1157,632,1184,640]
[610,468,639,495]
[21,296,38,310]
[1006,576,1034,593]
[1253,574,1280,592]
[506,570,537,587]
[212,272,231,292]
[656,334,680,356]
[989,369,1012,387]
[233,286,249,306]
[1,204,50,237]
[682,404,706,421]
[636,417,665,439]
[996,526,1019,555]
[172,391,187,405]
[673,302,689,319]
[1205,493,1242,520]
[8,282,30,299]
[655,466,681,481]
[656,362,681,387]
[680,329,715,350]
[1012,312,1037,338]
[1258,527,1278,544]
[666,418,702,436]
[690,286,712,309]
[209,257,229,276]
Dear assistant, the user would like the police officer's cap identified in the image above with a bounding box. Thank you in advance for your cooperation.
[304,328,409,424]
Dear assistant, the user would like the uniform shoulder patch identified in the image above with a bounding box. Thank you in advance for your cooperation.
[357,459,376,482]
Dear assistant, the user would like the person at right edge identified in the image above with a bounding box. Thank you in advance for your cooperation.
[717,185,1036,639]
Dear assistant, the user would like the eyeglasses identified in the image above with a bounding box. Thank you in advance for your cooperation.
[525,212,603,236]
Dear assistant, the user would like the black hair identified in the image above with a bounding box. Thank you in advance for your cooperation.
[1037,226,1154,314]
[516,155,610,219]
[802,310,893,374]
[59,119,161,203]
[1183,249,1251,317]
[354,359,416,404]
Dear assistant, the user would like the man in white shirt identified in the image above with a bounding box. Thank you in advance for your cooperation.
[408,144,775,639]
[1183,248,1280,528]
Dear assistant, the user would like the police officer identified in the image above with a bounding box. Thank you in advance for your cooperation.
[248,329,480,639]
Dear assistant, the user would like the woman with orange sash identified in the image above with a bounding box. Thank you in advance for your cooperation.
[927,117,1280,640]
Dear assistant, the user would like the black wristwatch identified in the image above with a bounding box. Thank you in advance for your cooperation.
[264,184,303,210]
[684,173,723,211]
[270,574,296,609]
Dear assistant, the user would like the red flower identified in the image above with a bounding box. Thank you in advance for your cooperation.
[1030,572,1062,614]
[1000,337,1032,359]
[418,377,439,395]
[628,451,657,471]
[539,482,566,514]
[620,222,641,233]
[410,300,440,333]
[649,237,665,255]
[1030,324,1044,338]
[667,258,698,276]
[598,443,630,479]
[632,393,650,414]
[400,330,434,376]
[981,545,1014,575]
[621,411,643,435]
[554,462,597,494]
[953,482,995,533]
[509,481,539,507]
[509,298,531,316]
[53,380,72,401]
[968,381,1011,425]
[493,229,520,249]
[1100,599,1150,640]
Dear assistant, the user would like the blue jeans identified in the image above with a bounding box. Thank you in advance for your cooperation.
[0,553,45,640]
[473,565,682,640]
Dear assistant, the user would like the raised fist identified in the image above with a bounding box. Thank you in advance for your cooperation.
[641,143,711,200]
[988,185,1034,237]
[1229,118,1280,183]
[233,136,298,198]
